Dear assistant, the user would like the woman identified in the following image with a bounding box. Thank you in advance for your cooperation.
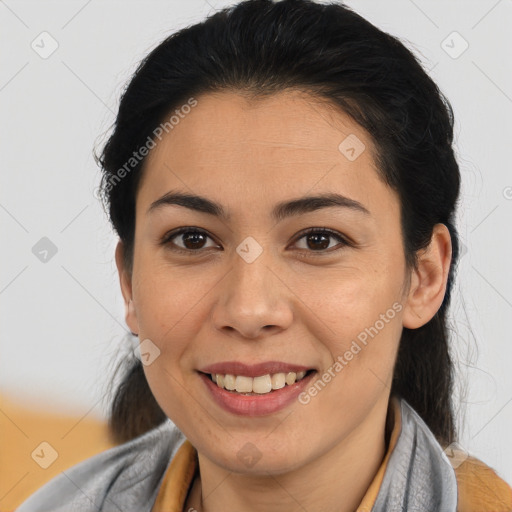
[16,0,512,510]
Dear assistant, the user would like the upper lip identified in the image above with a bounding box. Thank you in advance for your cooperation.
[199,361,314,378]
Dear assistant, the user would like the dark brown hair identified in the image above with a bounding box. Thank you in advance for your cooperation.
[97,0,460,447]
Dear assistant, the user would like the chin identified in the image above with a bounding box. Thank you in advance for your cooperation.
[208,442,310,476]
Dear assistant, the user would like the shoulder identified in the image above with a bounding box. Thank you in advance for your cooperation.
[452,450,512,512]
[15,419,186,512]
[395,398,512,511]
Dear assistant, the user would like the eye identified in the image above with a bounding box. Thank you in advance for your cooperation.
[161,227,219,254]
[292,227,350,256]
[161,226,351,256]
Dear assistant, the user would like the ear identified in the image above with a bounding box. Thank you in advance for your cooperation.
[402,223,452,329]
[115,241,139,336]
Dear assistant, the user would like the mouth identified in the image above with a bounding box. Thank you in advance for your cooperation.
[197,366,318,416]
[199,369,316,396]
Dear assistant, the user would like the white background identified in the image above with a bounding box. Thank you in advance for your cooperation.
[1,0,511,484]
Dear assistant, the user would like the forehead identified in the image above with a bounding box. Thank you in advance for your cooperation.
[146,89,376,167]
[137,90,397,224]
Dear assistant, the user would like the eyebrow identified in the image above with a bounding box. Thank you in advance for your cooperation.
[147,190,370,222]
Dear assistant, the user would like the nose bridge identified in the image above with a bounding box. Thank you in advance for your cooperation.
[212,238,293,337]
[234,242,273,299]
[230,240,278,312]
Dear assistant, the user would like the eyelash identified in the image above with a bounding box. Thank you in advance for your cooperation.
[160,226,352,257]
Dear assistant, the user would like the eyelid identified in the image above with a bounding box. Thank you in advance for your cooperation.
[291,227,352,256]
[160,226,352,255]
[160,226,220,252]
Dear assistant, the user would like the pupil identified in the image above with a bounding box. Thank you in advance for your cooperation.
[308,233,329,250]
[183,232,205,249]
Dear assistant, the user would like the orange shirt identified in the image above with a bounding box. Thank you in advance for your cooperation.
[152,396,512,512]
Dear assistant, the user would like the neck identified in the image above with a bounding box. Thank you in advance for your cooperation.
[186,395,393,512]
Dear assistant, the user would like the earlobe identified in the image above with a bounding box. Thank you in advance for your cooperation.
[128,299,138,337]
[115,241,139,335]
[402,224,452,329]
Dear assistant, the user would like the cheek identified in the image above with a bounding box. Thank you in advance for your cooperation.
[298,283,402,433]
[301,259,399,329]
[141,361,205,444]
[132,256,213,338]
[303,263,403,380]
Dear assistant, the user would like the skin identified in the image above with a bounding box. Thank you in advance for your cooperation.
[115,90,452,512]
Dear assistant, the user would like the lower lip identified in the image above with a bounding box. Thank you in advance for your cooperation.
[198,371,317,417]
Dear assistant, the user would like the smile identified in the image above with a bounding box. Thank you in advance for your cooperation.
[198,368,317,416]
[209,370,309,395]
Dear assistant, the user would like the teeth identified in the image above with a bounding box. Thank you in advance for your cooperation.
[253,375,272,394]
[224,374,236,391]
[210,370,309,395]
[271,373,286,390]
[285,372,297,385]
[235,375,253,393]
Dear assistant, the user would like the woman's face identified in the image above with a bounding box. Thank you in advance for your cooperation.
[117,90,434,474]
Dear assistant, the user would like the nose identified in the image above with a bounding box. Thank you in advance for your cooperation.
[211,247,294,340]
